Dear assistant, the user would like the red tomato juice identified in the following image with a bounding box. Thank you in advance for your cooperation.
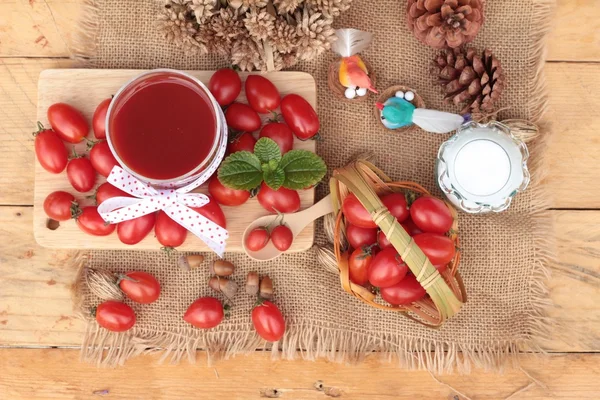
[109,74,217,180]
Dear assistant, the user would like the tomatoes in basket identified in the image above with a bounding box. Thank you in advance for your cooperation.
[342,193,376,229]
[257,183,300,214]
[246,227,270,251]
[47,102,89,143]
[92,98,111,139]
[225,103,261,132]
[252,300,285,342]
[410,197,453,234]
[380,274,426,306]
[280,94,319,140]
[44,191,77,221]
[155,210,188,248]
[380,192,409,223]
[259,122,293,154]
[209,68,241,106]
[245,75,281,114]
[271,224,293,251]
[77,206,115,236]
[228,132,257,154]
[67,156,96,193]
[95,301,136,332]
[117,213,156,245]
[95,182,131,205]
[401,218,423,236]
[191,195,227,229]
[184,296,224,329]
[346,224,377,249]
[348,247,374,286]
[33,124,68,173]
[119,271,161,304]
[413,233,455,265]
[208,176,250,207]
[368,247,408,288]
[90,140,120,177]
[377,230,392,249]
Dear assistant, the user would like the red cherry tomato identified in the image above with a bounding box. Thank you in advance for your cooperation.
[257,183,300,214]
[251,300,285,342]
[368,247,408,288]
[118,271,161,304]
[401,218,423,236]
[380,192,409,223]
[90,140,120,177]
[410,197,453,234]
[435,264,448,273]
[348,247,374,286]
[95,301,136,332]
[95,182,132,205]
[271,224,293,251]
[245,75,281,114]
[67,156,96,193]
[155,210,188,248]
[342,193,376,229]
[228,132,257,153]
[280,94,320,140]
[346,224,377,249]
[92,98,111,139]
[208,176,250,207]
[33,124,68,173]
[225,103,261,132]
[77,206,115,236]
[44,191,77,221]
[259,122,293,154]
[245,227,270,251]
[209,68,241,106]
[380,274,426,306]
[47,103,89,143]
[192,195,227,229]
[377,230,392,249]
[184,297,224,329]
[413,233,456,265]
[117,213,156,245]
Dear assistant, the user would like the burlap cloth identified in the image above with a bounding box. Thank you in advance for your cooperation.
[72,0,556,371]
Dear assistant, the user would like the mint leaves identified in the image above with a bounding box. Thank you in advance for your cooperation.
[218,138,326,191]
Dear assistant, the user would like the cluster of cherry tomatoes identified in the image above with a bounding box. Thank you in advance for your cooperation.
[342,192,456,306]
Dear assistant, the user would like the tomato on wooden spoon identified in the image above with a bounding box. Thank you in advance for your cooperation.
[208,176,250,207]
[95,300,136,332]
[117,213,156,245]
[257,183,300,214]
[47,102,89,143]
[33,123,68,173]
[77,206,115,236]
[89,140,120,177]
[271,224,293,251]
[245,75,281,114]
[118,271,161,304]
[225,103,261,132]
[246,227,270,251]
[44,191,78,221]
[184,297,224,329]
[67,154,96,193]
[280,94,320,140]
[92,98,111,139]
[155,210,188,248]
[209,68,241,106]
[252,300,285,342]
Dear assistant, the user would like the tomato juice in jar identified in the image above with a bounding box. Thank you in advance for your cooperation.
[106,70,227,187]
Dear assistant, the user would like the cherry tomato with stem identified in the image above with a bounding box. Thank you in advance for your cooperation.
[95,300,136,332]
[380,274,426,306]
[348,246,376,286]
[208,176,250,207]
[368,247,408,288]
[280,94,320,140]
[271,224,293,251]
[184,297,225,329]
[346,224,377,249]
[155,210,188,248]
[246,227,270,251]
[191,195,227,229]
[118,271,161,304]
[413,233,456,265]
[245,75,281,114]
[380,192,409,223]
[225,103,261,132]
[67,153,96,193]
[117,213,156,245]
[342,193,376,229]
[95,182,132,205]
[92,98,111,139]
[228,132,257,154]
[89,140,120,177]
[44,191,79,221]
[410,197,453,234]
[252,300,285,342]
[209,68,241,106]
[47,102,89,143]
[77,206,115,236]
[257,182,300,214]
[33,123,68,173]
[259,122,293,154]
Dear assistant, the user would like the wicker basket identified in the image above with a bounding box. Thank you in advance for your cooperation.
[329,160,467,327]
[374,85,425,134]
[327,58,376,103]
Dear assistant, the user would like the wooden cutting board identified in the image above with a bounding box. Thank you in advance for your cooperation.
[34,69,317,252]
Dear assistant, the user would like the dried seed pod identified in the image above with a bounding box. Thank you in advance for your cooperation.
[246,271,259,295]
[84,267,123,301]
[208,276,238,300]
[178,254,204,271]
[259,275,273,300]
[210,260,235,277]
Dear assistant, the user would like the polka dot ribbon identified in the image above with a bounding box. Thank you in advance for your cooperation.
[98,166,229,257]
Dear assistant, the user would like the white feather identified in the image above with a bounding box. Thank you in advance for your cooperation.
[412,109,464,134]
[331,29,373,58]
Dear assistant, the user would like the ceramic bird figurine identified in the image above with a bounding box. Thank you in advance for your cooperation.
[376,91,465,133]
[331,29,377,99]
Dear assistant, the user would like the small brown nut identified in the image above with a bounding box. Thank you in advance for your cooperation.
[210,260,235,277]
[259,275,273,300]
[246,271,259,295]
[178,254,204,271]
[208,276,238,300]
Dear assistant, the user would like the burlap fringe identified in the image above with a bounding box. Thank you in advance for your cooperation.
[70,0,100,63]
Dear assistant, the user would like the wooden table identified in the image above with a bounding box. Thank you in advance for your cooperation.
[1,1,599,398]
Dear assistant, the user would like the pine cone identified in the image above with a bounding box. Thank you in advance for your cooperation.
[406,0,484,49]
[157,3,205,55]
[190,0,217,24]
[230,0,269,12]
[432,47,506,113]
[205,8,245,55]
[294,6,335,60]
[231,37,265,71]
[273,0,303,13]
[307,0,352,17]
[244,9,276,41]
[269,17,299,53]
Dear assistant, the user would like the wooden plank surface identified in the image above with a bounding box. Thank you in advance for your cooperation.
[1,349,599,399]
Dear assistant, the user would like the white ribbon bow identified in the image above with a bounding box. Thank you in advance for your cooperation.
[98,166,229,256]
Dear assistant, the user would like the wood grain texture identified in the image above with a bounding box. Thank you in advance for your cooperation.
[1,349,600,399]
[33,69,316,252]
[547,0,600,62]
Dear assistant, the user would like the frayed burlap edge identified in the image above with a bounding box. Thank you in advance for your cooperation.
[68,0,557,373]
